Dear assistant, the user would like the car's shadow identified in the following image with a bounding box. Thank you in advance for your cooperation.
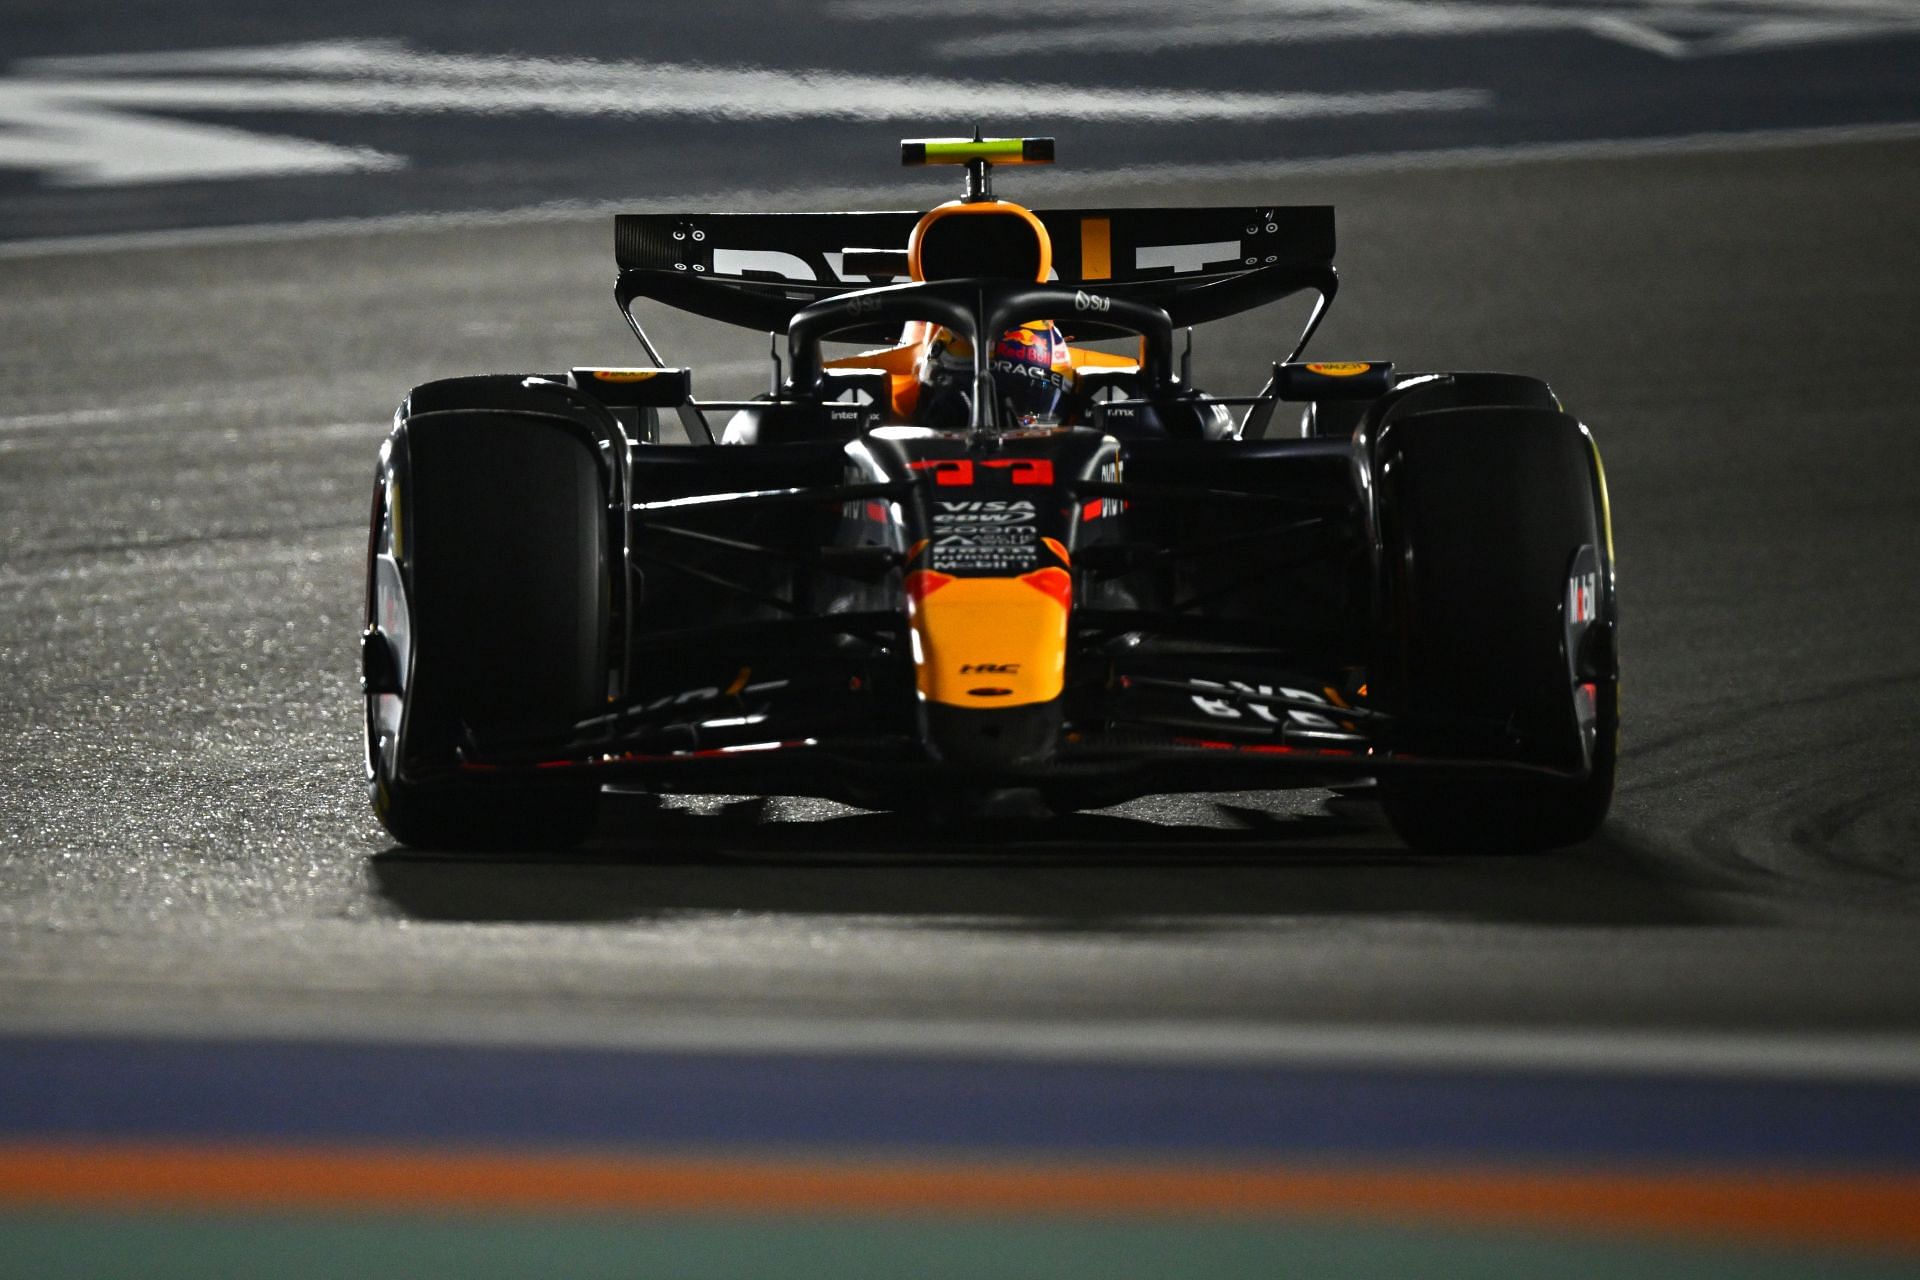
[367,790,1729,931]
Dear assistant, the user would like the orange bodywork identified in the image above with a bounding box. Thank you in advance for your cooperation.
[906,569,1071,708]
[825,198,1145,421]
[907,199,1053,284]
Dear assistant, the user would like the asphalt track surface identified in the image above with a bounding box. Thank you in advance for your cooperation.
[3,128,1920,1274]
[5,131,1919,1039]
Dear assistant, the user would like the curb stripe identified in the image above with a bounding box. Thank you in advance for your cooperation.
[7,1035,1920,1164]
[3,1145,1919,1252]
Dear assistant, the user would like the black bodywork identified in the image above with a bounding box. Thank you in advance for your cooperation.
[363,165,1617,842]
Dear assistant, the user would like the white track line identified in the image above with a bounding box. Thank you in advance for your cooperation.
[3,120,1916,263]
[0,420,381,453]
[0,399,253,431]
[904,0,1920,60]
[0,42,1486,185]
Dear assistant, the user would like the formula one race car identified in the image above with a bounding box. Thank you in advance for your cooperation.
[361,136,1618,854]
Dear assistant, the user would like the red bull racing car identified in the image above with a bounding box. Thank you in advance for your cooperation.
[360,136,1618,853]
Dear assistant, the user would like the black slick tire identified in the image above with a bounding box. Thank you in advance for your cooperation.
[1373,406,1618,854]
[365,412,609,851]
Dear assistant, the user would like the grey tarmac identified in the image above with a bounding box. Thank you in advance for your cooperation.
[2,134,1917,1059]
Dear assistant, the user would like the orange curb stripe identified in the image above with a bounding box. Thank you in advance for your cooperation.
[2,1146,1919,1251]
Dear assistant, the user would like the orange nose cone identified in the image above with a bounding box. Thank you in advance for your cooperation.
[908,572,1071,707]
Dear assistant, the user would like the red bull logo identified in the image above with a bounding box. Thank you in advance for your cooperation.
[996,325,1056,363]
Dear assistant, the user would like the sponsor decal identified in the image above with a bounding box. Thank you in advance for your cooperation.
[934,500,1036,524]
[710,247,808,280]
[635,677,790,716]
[996,326,1052,357]
[1188,679,1340,729]
[1304,362,1372,377]
[931,498,1039,573]
[1134,241,1240,274]
[905,458,1061,573]
[961,662,1022,675]
[990,357,1073,396]
[1569,569,1598,624]
[1563,544,1604,763]
[1073,289,1112,313]
[590,369,660,383]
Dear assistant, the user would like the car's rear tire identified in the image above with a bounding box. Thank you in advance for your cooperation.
[1372,406,1617,854]
[364,412,609,850]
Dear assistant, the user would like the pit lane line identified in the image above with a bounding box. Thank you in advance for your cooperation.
[2,118,1915,261]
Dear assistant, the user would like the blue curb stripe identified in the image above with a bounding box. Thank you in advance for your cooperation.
[3,1034,1918,1166]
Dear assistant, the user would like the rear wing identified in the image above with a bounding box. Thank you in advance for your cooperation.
[614,205,1336,343]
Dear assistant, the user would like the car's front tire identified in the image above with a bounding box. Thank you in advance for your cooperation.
[364,411,609,851]
[1372,406,1618,854]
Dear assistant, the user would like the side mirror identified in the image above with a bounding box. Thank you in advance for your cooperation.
[572,366,693,407]
[1271,360,1394,401]
[817,367,891,406]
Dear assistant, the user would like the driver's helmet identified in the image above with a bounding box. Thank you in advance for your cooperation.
[916,323,1073,428]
